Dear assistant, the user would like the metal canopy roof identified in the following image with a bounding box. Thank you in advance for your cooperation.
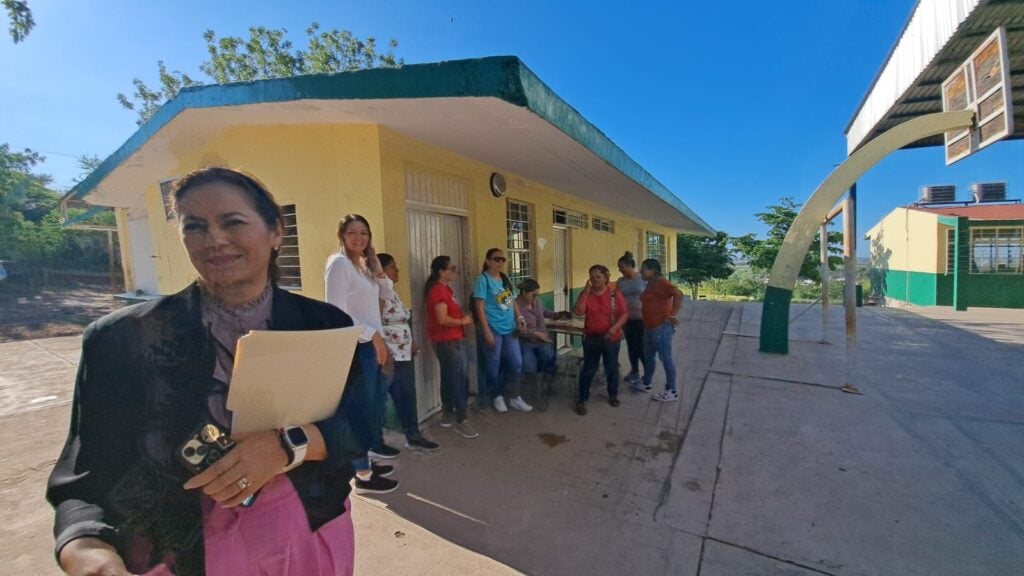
[846,0,1024,154]
[70,56,714,235]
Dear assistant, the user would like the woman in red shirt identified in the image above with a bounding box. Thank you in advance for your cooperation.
[638,258,684,402]
[424,256,478,439]
[572,264,628,415]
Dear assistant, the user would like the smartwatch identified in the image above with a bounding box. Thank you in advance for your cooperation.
[279,426,310,472]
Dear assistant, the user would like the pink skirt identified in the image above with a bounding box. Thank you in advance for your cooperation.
[201,475,355,576]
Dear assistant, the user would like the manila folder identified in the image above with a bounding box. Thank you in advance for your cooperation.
[226,326,361,434]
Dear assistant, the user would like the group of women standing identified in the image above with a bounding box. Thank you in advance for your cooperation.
[572,251,684,415]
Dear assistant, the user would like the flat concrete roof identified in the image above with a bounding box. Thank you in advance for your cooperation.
[70,56,714,234]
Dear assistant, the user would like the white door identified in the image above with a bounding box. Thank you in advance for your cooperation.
[406,209,472,420]
[125,207,159,295]
[552,226,571,348]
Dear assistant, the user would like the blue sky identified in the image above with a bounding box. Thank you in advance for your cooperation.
[2,0,1021,252]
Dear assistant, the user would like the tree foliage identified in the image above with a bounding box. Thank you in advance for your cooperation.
[1,144,116,278]
[0,144,65,272]
[3,0,33,43]
[674,231,734,299]
[118,23,402,125]
[731,197,843,282]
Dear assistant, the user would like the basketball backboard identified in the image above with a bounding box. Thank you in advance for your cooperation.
[942,27,1013,165]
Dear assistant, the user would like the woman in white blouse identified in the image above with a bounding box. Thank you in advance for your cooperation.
[324,214,399,494]
[377,253,439,451]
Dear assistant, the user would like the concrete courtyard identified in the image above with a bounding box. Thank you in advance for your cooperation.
[1,300,1022,575]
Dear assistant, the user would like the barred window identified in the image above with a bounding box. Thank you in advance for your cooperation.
[592,216,615,233]
[159,178,177,221]
[970,226,1023,274]
[507,200,533,288]
[552,207,588,229]
[946,229,955,274]
[278,204,303,288]
[646,231,667,271]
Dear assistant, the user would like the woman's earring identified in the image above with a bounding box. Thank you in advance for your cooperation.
[273,245,281,252]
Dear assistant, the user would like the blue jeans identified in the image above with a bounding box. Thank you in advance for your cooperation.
[578,337,620,403]
[481,331,523,401]
[434,339,469,421]
[642,322,677,391]
[521,341,557,374]
[351,343,382,472]
[382,360,419,441]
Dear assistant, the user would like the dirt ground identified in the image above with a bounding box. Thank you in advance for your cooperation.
[0,282,126,343]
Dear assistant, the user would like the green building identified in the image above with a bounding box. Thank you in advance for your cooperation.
[865,201,1024,309]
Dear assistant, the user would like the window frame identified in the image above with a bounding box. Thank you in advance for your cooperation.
[506,199,534,288]
[646,230,667,272]
[969,225,1023,275]
[277,204,303,289]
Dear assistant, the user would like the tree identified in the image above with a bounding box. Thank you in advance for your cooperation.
[731,197,843,282]
[3,0,33,43]
[119,23,402,125]
[674,231,734,299]
[0,144,66,274]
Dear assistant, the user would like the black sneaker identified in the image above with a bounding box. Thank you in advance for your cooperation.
[355,474,399,494]
[368,443,401,460]
[405,436,440,452]
[608,397,620,407]
[371,462,394,478]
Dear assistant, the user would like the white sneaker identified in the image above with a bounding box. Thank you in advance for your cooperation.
[493,395,508,413]
[509,396,533,412]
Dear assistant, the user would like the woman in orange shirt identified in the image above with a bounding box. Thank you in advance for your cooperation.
[637,258,684,401]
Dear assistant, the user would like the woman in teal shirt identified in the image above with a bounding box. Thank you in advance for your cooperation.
[473,248,531,413]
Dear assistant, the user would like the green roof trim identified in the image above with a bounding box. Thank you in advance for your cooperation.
[70,56,711,233]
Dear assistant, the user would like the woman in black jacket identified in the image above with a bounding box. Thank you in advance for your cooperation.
[47,167,364,575]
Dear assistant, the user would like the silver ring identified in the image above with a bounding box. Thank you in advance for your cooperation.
[236,477,252,490]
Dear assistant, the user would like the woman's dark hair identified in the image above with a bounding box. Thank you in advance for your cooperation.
[338,213,380,274]
[517,278,540,294]
[377,253,395,269]
[170,166,284,284]
[424,255,452,299]
[588,264,611,280]
[618,251,636,269]
[641,258,662,276]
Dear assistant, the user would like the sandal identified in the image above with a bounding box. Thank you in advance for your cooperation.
[576,402,587,415]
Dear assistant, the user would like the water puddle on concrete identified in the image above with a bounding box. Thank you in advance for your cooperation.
[537,433,569,448]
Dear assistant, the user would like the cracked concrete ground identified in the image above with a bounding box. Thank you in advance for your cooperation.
[1,301,1022,575]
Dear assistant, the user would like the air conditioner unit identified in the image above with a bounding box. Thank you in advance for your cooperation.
[919,185,956,204]
[971,182,1007,203]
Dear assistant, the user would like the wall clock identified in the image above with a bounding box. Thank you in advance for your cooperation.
[489,172,507,198]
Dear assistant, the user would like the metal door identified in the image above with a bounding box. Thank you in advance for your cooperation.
[406,209,471,420]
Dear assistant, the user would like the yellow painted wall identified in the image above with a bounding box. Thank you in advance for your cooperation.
[865,207,941,274]
[137,121,682,300]
[377,127,678,303]
[143,123,384,297]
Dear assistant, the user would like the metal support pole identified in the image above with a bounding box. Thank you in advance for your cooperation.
[842,185,861,394]
[820,223,830,343]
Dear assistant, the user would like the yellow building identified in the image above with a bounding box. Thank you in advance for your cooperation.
[69,56,713,418]
[865,203,1024,309]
